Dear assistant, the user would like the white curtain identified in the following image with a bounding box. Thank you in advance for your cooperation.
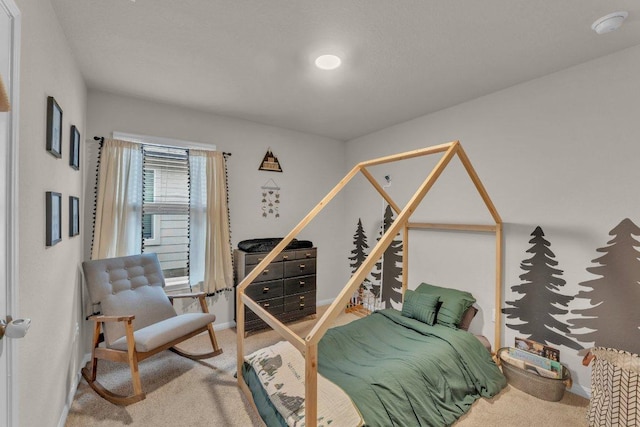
[189,150,233,293]
[190,153,207,287]
[92,139,142,259]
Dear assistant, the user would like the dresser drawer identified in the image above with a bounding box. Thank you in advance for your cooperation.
[294,248,317,260]
[245,251,287,266]
[284,258,316,277]
[244,280,283,301]
[244,262,283,282]
[279,251,295,262]
[284,275,316,295]
[284,291,316,313]
[245,298,284,321]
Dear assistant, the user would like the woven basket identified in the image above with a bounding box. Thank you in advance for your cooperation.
[588,347,640,427]
[497,347,571,402]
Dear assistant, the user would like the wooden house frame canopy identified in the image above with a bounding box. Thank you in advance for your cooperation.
[236,140,503,427]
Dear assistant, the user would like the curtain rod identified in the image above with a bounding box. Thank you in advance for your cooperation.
[92,135,232,156]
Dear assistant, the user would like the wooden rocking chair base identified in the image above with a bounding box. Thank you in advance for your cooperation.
[81,364,147,406]
[82,332,223,405]
[169,322,224,360]
[81,343,222,405]
[170,346,223,360]
[82,322,223,405]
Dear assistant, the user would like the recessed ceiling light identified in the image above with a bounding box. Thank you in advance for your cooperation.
[315,54,342,70]
[592,11,628,35]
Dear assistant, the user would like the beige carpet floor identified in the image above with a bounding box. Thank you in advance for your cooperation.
[65,308,589,426]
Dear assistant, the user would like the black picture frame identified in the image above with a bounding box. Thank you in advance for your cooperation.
[69,196,80,237]
[70,125,80,170]
[46,96,63,158]
[46,191,62,246]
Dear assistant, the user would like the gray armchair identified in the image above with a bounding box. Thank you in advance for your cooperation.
[81,253,222,405]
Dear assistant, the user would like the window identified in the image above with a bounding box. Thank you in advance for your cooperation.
[142,145,190,285]
[95,131,233,294]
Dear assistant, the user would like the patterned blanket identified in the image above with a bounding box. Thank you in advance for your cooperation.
[245,341,364,427]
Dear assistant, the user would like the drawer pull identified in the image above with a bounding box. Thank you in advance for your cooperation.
[257,257,264,262]
[283,255,289,260]
[299,281,306,286]
[262,287,270,293]
[305,253,312,258]
[262,269,269,275]
[299,296,305,300]
[299,303,305,308]
[263,303,270,308]
[299,264,305,270]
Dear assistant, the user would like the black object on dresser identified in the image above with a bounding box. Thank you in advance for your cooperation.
[234,247,317,333]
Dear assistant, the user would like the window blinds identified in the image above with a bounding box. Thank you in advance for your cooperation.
[142,145,191,281]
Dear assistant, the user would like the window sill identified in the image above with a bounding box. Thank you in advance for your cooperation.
[164,277,191,294]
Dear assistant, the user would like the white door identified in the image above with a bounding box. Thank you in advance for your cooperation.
[0,1,20,426]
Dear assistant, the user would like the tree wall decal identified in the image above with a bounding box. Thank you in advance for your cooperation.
[568,218,640,354]
[371,204,403,309]
[348,218,371,292]
[371,250,382,299]
[503,226,582,350]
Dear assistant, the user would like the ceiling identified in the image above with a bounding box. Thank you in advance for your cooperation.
[50,1,640,141]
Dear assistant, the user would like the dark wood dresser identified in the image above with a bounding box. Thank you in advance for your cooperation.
[234,247,317,333]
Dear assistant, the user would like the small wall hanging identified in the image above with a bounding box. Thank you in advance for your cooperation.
[260,178,280,218]
[258,148,283,172]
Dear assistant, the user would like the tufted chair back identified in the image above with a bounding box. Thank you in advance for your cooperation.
[82,253,177,347]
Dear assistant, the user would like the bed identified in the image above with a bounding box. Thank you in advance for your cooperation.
[244,307,506,426]
[236,142,505,427]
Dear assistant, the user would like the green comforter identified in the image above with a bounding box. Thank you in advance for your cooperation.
[318,309,506,427]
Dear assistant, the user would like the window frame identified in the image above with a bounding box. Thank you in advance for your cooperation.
[114,132,217,292]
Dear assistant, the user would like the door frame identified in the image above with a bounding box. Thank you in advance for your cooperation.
[1,0,20,426]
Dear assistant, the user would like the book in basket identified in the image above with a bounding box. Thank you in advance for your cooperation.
[507,347,562,378]
[515,337,560,362]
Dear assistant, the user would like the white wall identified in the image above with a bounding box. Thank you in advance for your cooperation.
[345,44,640,397]
[85,90,349,330]
[15,0,87,425]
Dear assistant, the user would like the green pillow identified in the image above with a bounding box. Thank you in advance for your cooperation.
[415,282,476,329]
[401,290,440,326]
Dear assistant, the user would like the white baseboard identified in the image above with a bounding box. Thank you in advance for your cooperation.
[317,298,335,306]
[214,321,235,331]
[569,383,590,399]
[57,353,91,427]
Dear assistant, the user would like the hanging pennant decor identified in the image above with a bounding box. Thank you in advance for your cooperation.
[260,178,281,218]
[258,148,283,172]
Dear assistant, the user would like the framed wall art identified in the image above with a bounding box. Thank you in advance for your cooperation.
[258,148,283,172]
[69,196,80,237]
[46,191,62,246]
[70,125,80,170]
[46,96,63,158]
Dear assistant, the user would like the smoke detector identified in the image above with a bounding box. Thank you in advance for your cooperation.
[592,11,628,35]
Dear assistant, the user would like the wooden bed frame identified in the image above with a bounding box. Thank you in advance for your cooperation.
[236,141,503,427]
